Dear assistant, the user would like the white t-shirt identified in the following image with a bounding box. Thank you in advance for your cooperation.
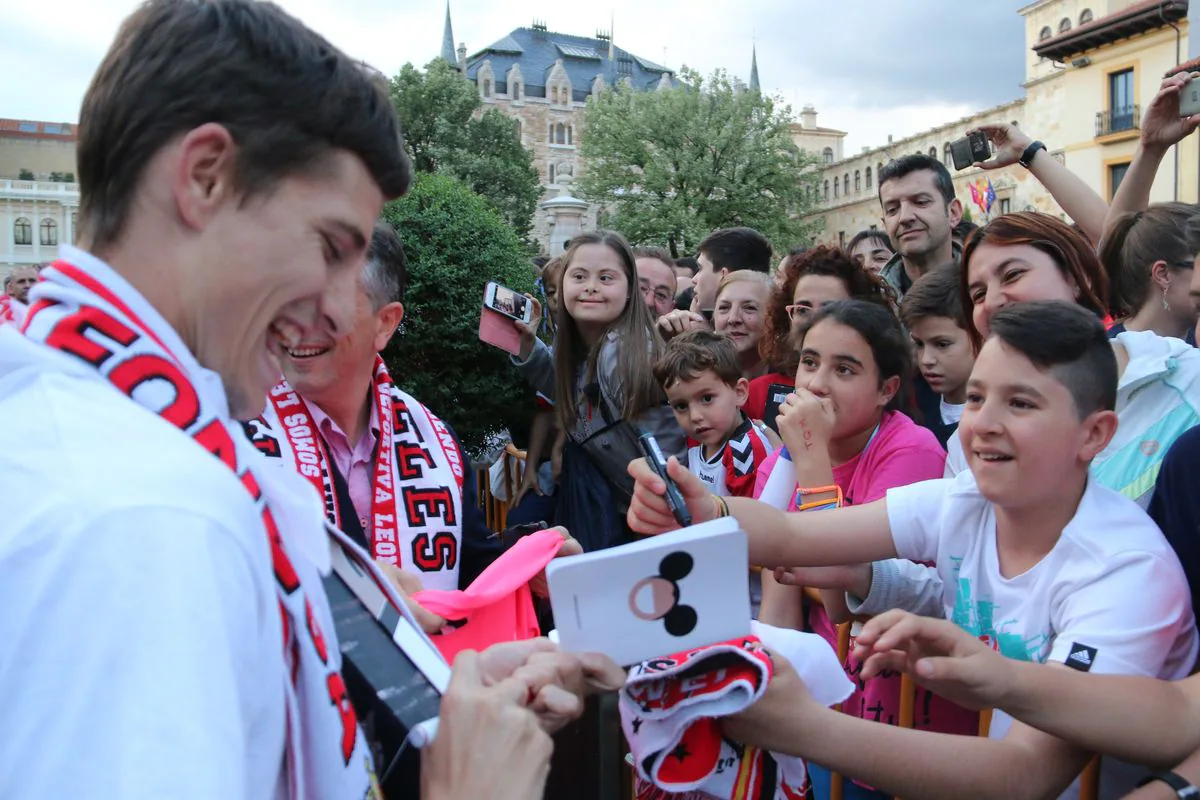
[0,328,288,799]
[887,470,1197,680]
[686,418,775,497]
[939,397,963,426]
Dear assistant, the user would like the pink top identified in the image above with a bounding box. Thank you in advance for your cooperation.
[308,399,380,537]
[755,411,978,752]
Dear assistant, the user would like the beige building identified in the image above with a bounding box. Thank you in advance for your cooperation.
[0,119,77,181]
[1,178,79,273]
[806,0,1193,244]
[791,105,848,167]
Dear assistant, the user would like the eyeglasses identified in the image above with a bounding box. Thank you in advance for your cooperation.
[785,304,815,321]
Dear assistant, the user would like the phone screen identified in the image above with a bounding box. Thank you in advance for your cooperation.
[489,284,529,321]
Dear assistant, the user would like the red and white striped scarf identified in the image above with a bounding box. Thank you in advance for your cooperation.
[23,255,378,800]
[255,357,465,593]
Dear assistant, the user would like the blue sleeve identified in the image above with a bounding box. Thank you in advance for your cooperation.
[1148,426,1200,616]
[447,424,502,589]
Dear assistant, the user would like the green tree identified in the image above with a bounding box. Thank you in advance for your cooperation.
[18,169,33,180]
[380,173,535,459]
[391,59,540,242]
[579,68,821,256]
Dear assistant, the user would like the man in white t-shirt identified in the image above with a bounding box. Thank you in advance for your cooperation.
[625,301,1197,799]
[0,2,618,799]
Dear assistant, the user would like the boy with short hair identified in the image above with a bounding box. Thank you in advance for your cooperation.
[653,330,774,499]
[900,262,976,447]
[630,301,1197,799]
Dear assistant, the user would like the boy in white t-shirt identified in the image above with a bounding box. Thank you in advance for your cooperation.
[628,301,1198,799]
[654,329,776,499]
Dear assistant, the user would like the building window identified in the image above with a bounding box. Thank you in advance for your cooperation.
[877,162,884,182]
[824,180,830,201]
[548,164,556,184]
[40,218,58,247]
[548,123,554,141]
[1079,8,1093,24]
[513,81,522,100]
[556,123,566,144]
[999,198,1011,215]
[926,146,935,159]
[943,142,953,167]
[822,147,834,165]
[1109,68,1135,132]
[838,231,846,248]
[1039,26,1052,41]
[483,80,492,98]
[567,126,573,145]
[843,174,849,196]
[865,166,873,189]
[1058,18,1072,33]
[13,217,31,246]
[1109,162,1130,199]
[834,178,840,199]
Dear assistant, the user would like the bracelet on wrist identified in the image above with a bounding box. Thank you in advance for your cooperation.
[1018,140,1046,169]
[1138,771,1200,798]
[793,484,844,510]
[711,494,730,519]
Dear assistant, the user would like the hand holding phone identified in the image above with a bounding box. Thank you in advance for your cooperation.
[479,282,537,356]
[950,130,991,171]
[637,431,692,528]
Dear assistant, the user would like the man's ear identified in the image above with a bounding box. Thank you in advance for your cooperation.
[948,198,964,228]
[172,123,238,232]
[374,302,405,351]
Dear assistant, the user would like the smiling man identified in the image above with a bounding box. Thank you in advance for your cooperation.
[877,154,963,303]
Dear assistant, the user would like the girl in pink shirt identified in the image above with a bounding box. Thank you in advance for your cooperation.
[755,299,977,800]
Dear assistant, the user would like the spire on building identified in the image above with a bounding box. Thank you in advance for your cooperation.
[749,43,760,93]
[440,2,457,66]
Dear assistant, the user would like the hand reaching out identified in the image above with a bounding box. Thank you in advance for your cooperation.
[377,561,446,634]
[970,123,1034,170]
[1139,72,1200,151]
[626,455,718,534]
[513,293,544,361]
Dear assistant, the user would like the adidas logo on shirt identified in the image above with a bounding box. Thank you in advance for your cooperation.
[1065,642,1097,672]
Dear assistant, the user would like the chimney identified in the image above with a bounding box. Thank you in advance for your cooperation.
[800,104,817,129]
[887,134,894,144]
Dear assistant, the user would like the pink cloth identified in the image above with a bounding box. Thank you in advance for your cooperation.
[755,412,977,753]
[414,529,562,663]
[307,398,380,536]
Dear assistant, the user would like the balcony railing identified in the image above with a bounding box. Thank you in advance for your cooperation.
[1096,105,1139,138]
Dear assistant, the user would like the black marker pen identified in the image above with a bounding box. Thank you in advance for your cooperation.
[637,431,692,528]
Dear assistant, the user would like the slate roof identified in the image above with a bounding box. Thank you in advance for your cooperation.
[466,27,673,101]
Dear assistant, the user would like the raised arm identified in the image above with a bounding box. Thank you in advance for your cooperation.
[1102,73,1200,245]
[852,610,1200,769]
[973,122,1108,245]
[626,455,898,569]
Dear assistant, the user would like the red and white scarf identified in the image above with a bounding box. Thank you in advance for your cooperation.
[22,254,378,800]
[255,357,465,593]
[0,294,25,327]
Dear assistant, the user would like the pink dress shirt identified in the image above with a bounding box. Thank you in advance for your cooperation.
[306,399,380,537]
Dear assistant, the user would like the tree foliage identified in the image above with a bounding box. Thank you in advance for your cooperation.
[391,59,540,242]
[579,68,822,255]
[380,173,536,459]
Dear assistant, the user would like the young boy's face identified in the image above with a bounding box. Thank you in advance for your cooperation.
[910,316,975,406]
[958,338,1107,511]
[665,370,748,450]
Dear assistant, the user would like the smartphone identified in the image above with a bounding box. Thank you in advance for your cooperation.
[483,281,533,324]
[950,131,990,170]
[1181,75,1200,117]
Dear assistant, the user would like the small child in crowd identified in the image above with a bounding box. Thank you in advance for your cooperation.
[900,263,976,448]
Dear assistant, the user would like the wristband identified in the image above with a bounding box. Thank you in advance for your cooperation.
[711,494,730,519]
[793,484,844,510]
[1137,771,1200,798]
[1019,140,1046,169]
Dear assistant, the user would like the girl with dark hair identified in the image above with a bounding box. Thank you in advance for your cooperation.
[755,300,974,800]
[951,211,1200,508]
[746,246,893,430]
[1100,202,1198,344]
[846,230,895,276]
[514,230,684,549]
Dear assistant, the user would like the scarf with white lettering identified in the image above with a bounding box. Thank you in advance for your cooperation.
[22,256,378,800]
[253,357,465,593]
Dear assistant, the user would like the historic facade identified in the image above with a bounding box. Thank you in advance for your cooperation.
[805,0,1194,245]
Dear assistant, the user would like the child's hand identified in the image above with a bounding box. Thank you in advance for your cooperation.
[776,388,835,457]
[514,293,544,360]
[852,610,1011,711]
[626,455,715,534]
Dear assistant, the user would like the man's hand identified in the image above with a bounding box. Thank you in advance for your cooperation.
[774,563,872,597]
[971,122,1035,170]
[626,456,717,535]
[776,388,834,460]
[721,653,815,752]
[1140,73,1200,152]
[509,468,542,510]
[513,293,544,361]
[475,639,624,733]
[656,309,709,341]
[378,561,446,634]
[530,526,583,598]
[851,610,1012,710]
[421,649,553,800]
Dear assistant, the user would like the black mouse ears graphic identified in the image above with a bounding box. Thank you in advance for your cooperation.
[659,552,697,637]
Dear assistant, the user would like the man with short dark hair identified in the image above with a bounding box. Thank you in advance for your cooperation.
[0,2,606,798]
[693,227,773,312]
[633,247,677,319]
[877,154,963,302]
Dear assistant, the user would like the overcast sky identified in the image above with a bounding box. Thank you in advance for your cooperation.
[0,0,1031,154]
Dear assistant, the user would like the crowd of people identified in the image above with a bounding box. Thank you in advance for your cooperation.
[5,1,1200,799]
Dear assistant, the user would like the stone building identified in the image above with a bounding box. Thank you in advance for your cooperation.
[805,0,1194,246]
[447,7,676,253]
[0,120,79,274]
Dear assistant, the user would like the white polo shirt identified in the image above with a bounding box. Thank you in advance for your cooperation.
[0,326,288,799]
